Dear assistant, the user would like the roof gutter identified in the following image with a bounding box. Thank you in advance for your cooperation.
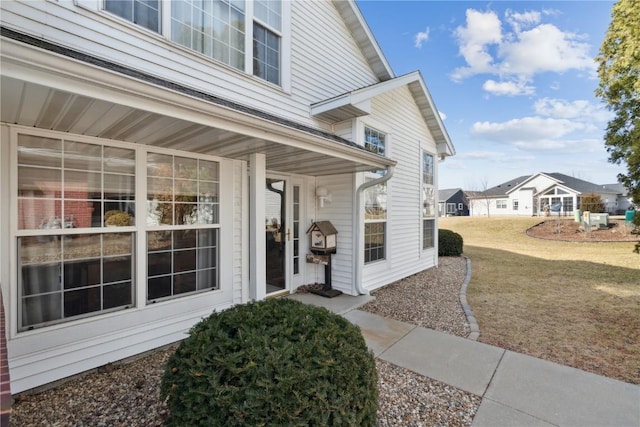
[353,166,395,295]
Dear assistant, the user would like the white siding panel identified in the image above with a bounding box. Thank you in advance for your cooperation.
[2,1,379,133]
[314,174,356,295]
[362,86,438,290]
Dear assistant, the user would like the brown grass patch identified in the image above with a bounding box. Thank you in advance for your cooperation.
[440,217,640,384]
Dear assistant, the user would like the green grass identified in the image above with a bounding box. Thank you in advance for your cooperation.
[440,217,640,384]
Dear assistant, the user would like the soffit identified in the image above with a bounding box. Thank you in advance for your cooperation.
[1,76,395,176]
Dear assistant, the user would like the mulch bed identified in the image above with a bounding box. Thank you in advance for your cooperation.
[526,218,639,242]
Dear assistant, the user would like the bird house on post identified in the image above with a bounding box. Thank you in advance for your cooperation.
[306,221,338,254]
[306,221,341,298]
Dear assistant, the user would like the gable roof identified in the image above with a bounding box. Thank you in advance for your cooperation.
[469,172,623,199]
[512,172,620,195]
[333,0,394,81]
[438,188,462,202]
[310,71,455,157]
[467,175,531,198]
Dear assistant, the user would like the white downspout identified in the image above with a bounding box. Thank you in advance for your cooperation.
[354,166,395,295]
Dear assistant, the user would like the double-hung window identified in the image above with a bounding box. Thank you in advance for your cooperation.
[497,200,507,209]
[422,152,435,249]
[253,0,282,85]
[146,153,220,301]
[363,127,387,264]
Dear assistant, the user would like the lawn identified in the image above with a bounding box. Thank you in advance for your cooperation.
[439,216,640,384]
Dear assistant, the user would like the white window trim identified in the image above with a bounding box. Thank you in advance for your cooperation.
[421,150,436,251]
[9,125,230,335]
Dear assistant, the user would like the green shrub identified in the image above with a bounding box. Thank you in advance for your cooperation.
[438,229,464,256]
[161,298,378,426]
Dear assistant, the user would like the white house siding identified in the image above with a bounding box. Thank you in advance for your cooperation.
[313,173,357,295]
[2,1,377,134]
[290,2,379,104]
[361,86,438,290]
[1,128,244,393]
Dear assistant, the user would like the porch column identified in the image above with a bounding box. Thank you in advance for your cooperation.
[249,153,266,301]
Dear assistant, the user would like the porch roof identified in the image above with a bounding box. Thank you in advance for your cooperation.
[310,71,455,158]
[1,27,395,176]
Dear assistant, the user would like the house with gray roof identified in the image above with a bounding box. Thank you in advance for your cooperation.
[438,188,469,216]
[467,173,622,217]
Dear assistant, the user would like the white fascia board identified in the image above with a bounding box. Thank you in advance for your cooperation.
[1,38,395,170]
[310,93,371,117]
[333,0,394,81]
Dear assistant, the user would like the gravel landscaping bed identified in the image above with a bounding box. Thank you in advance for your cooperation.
[11,256,478,426]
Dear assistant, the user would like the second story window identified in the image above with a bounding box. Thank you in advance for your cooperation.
[105,0,160,32]
[171,1,246,70]
[253,0,282,85]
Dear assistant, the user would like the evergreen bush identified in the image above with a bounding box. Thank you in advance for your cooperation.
[438,229,464,256]
[161,298,378,426]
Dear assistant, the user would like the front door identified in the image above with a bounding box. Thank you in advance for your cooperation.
[265,176,304,295]
[265,177,287,294]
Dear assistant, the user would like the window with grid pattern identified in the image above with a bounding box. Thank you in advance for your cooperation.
[422,151,435,249]
[364,126,387,263]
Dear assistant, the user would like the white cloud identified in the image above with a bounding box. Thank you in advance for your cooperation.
[483,79,535,96]
[439,110,447,121]
[505,9,541,33]
[451,9,502,80]
[450,7,596,95]
[498,24,594,77]
[469,114,604,154]
[533,98,612,122]
[458,150,535,162]
[414,27,430,48]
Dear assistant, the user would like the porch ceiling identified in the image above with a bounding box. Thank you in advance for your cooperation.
[1,76,389,176]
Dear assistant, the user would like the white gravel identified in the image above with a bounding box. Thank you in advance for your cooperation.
[11,256,479,426]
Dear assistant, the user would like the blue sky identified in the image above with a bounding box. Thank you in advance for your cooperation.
[356,0,624,190]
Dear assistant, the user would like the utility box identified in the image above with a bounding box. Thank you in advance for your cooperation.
[590,213,609,229]
[307,221,338,254]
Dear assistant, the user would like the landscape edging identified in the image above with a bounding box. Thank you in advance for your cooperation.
[459,255,480,341]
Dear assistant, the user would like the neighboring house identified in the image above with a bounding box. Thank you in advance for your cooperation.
[438,188,469,216]
[0,0,455,393]
[604,183,634,213]
[468,173,621,217]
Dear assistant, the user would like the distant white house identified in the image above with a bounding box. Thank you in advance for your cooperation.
[1,0,455,393]
[468,173,623,217]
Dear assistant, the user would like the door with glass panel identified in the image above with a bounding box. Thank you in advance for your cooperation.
[265,176,303,295]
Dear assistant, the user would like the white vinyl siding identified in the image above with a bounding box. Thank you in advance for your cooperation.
[361,85,439,290]
[0,0,378,130]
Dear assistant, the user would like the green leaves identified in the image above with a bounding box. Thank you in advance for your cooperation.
[439,229,464,256]
[161,298,378,426]
[596,0,640,206]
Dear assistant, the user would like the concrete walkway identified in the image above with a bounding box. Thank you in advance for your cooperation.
[289,293,640,427]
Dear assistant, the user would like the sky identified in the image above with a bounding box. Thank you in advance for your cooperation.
[356,0,625,190]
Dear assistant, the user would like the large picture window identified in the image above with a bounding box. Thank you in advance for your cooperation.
[422,151,435,249]
[16,134,135,330]
[171,0,245,70]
